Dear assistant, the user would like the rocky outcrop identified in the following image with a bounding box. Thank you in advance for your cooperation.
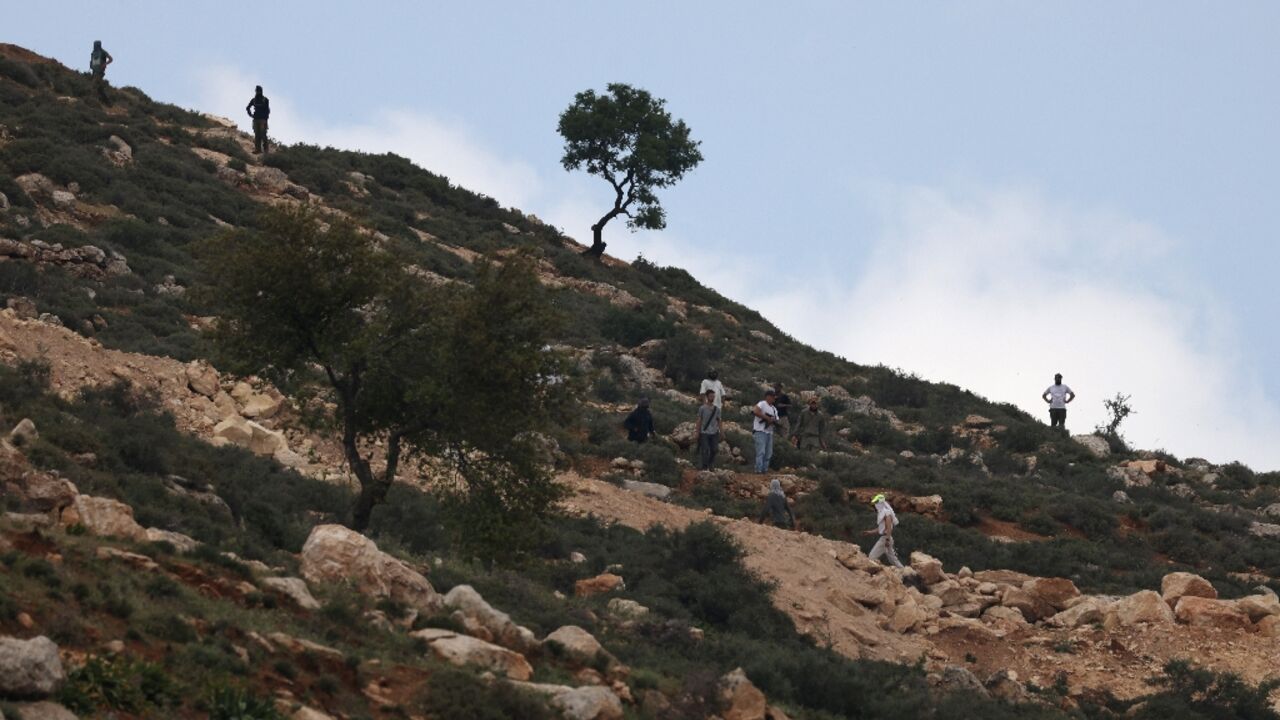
[1173,596,1252,629]
[513,682,624,720]
[184,361,220,398]
[211,416,290,458]
[0,636,65,698]
[1046,597,1111,628]
[9,418,38,447]
[300,524,442,613]
[669,422,698,449]
[58,494,147,541]
[0,235,129,279]
[720,667,768,720]
[1160,572,1216,608]
[143,528,198,553]
[410,628,532,680]
[1022,577,1080,612]
[909,552,945,585]
[443,585,538,653]
[1234,593,1280,623]
[545,626,623,678]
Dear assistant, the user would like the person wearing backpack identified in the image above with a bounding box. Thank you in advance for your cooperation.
[696,389,721,469]
[89,41,113,104]
[246,86,271,154]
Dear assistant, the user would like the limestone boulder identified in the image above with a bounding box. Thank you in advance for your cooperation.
[669,422,698,450]
[545,625,622,676]
[443,585,538,653]
[1258,615,1280,638]
[10,418,38,447]
[300,524,442,613]
[6,702,78,720]
[1104,590,1175,629]
[240,392,284,420]
[1022,577,1081,612]
[1160,572,1217,608]
[261,577,322,610]
[720,667,768,720]
[889,599,929,633]
[622,479,672,500]
[575,573,625,597]
[0,636,65,698]
[15,472,77,514]
[1174,596,1252,629]
[411,628,532,680]
[607,598,650,621]
[553,686,625,720]
[1001,587,1055,622]
[212,416,289,458]
[1072,434,1111,458]
[927,579,968,607]
[909,552,945,585]
[143,528,198,553]
[1234,594,1280,623]
[185,361,220,398]
[982,605,1029,627]
[1047,597,1111,628]
[59,495,147,541]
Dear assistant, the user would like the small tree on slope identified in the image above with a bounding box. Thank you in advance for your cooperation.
[200,206,566,547]
[558,83,703,260]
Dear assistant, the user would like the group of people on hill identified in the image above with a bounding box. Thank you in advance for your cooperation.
[84,41,272,154]
[622,370,1080,569]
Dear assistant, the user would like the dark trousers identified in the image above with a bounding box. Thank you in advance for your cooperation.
[92,70,110,104]
[1049,408,1067,431]
[698,432,719,469]
[253,117,270,153]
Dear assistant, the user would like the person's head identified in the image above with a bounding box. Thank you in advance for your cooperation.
[764,389,776,403]
[255,85,263,96]
[638,397,650,409]
[808,397,820,411]
[871,492,887,507]
[1054,373,1063,385]
[773,382,783,392]
[769,478,784,496]
[94,40,102,50]
[704,389,716,404]
[707,368,719,381]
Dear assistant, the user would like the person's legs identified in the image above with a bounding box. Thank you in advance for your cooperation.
[707,432,718,468]
[868,535,887,562]
[882,536,904,568]
[762,431,774,471]
[697,433,712,469]
[753,431,767,473]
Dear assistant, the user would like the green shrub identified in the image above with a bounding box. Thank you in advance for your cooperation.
[418,668,554,720]
[598,304,673,347]
[1132,659,1280,719]
[59,656,178,715]
[661,329,710,389]
[204,681,283,720]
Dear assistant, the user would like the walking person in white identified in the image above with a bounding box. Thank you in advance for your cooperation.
[864,493,904,568]
[1042,373,1075,433]
[699,369,725,409]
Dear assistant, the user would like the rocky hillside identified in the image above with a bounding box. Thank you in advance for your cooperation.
[2,43,1280,719]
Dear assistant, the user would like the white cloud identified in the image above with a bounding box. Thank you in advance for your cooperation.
[764,187,1280,471]
[190,66,541,209]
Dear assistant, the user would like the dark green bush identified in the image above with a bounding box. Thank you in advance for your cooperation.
[598,304,673,347]
[418,668,554,720]
[1132,659,1280,719]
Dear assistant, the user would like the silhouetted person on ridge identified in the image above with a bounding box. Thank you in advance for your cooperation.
[246,85,271,154]
[623,397,656,443]
[89,40,113,104]
[1042,373,1075,433]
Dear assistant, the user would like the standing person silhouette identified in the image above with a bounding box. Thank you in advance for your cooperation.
[89,41,113,104]
[1042,373,1076,433]
[246,86,271,154]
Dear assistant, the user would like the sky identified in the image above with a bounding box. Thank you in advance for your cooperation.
[8,2,1280,470]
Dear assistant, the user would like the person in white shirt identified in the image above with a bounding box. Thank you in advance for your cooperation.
[1041,373,1076,433]
[699,369,725,409]
[751,389,780,473]
[863,493,904,568]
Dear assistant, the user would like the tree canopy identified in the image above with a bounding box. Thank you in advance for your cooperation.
[558,83,702,258]
[199,206,567,551]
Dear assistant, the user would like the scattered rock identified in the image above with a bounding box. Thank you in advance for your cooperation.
[963,415,993,429]
[985,670,1031,703]
[443,585,538,653]
[621,479,672,500]
[1257,615,1280,638]
[96,546,160,572]
[545,626,622,677]
[7,702,78,720]
[6,296,37,320]
[1022,577,1081,612]
[1001,587,1056,622]
[1112,490,1132,504]
[1234,594,1280,623]
[212,416,290,458]
[1047,597,1111,628]
[552,686,624,720]
[1160,572,1217,608]
[13,472,77,514]
[300,524,442,613]
[669,422,698,449]
[261,577,322,610]
[240,392,284,420]
[569,551,587,564]
[1249,521,1280,539]
[607,598,650,621]
[0,635,65,698]
[411,628,532,680]
[184,361,220,397]
[144,528,198,552]
[909,552,945,585]
[575,573,625,597]
[933,665,987,696]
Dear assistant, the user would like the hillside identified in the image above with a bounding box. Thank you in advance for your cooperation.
[2,43,1280,720]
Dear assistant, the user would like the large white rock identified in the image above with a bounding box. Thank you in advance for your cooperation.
[300,524,441,613]
[0,636,65,698]
[185,361,220,398]
[719,667,768,720]
[553,686,624,720]
[212,416,289,457]
[261,577,322,610]
[443,585,538,652]
[1160,572,1217,608]
[410,628,532,680]
[1104,590,1175,629]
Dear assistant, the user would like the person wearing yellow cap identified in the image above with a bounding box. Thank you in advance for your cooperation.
[863,493,904,568]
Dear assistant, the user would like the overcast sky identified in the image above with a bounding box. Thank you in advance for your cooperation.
[10,2,1279,470]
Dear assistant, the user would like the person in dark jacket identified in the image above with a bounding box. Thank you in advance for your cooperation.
[623,397,656,443]
[757,478,795,529]
[246,86,271,154]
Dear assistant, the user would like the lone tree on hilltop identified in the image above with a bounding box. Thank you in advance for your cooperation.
[558,83,703,260]
[200,206,567,549]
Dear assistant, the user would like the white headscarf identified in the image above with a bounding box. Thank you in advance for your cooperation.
[769,478,784,496]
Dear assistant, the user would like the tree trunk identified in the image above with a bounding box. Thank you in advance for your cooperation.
[581,222,607,259]
[350,430,406,532]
